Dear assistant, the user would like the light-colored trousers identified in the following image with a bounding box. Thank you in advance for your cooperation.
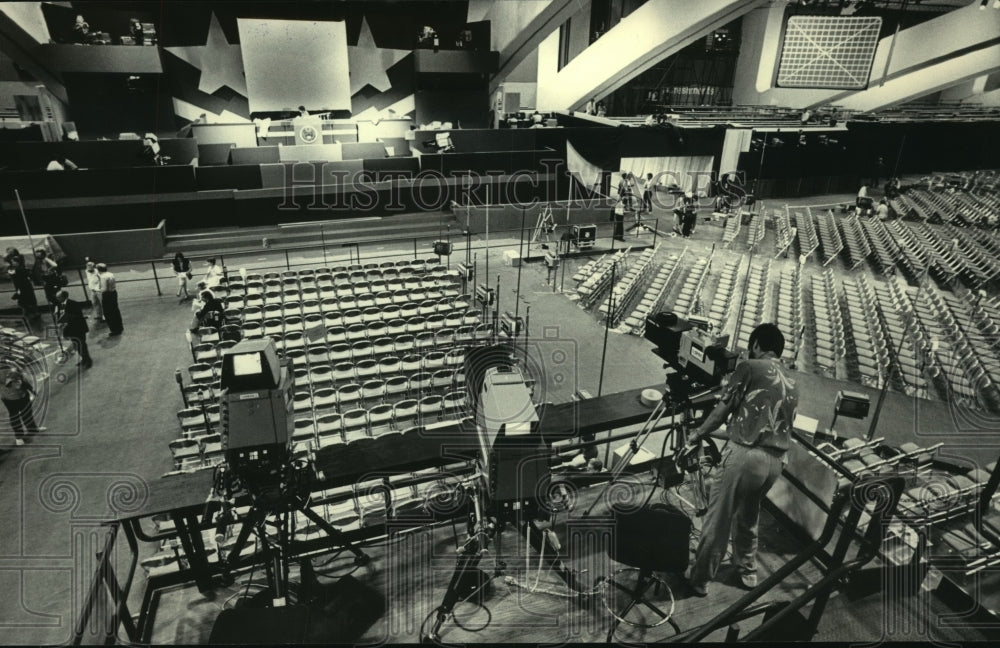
[689,443,784,588]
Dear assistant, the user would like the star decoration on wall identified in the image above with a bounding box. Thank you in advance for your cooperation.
[166,13,247,97]
[347,17,410,96]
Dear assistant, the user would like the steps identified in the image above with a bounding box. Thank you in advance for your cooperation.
[164,213,459,256]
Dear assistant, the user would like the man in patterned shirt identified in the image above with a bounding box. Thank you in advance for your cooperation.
[684,323,799,596]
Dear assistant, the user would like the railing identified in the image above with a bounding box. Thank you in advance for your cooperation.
[72,523,140,645]
[3,219,655,307]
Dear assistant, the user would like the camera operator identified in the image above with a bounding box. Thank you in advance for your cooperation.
[683,323,799,597]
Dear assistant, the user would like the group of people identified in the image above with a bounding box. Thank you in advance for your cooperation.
[170,253,226,334]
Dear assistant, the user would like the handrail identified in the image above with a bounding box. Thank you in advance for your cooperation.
[72,522,140,645]
[672,483,852,643]
[677,473,905,643]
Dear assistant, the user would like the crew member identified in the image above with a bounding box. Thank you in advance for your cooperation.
[874,199,890,222]
[642,173,655,213]
[617,172,634,211]
[684,323,799,597]
[97,263,124,337]
[55,291,92,369]
[1,358,40,446]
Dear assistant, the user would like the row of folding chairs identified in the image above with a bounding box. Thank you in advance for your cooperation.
[168,433,223,471]
[225,275,462,307]
[817,210,844,267]
[794,208,819,260]
[875,281,931,395]
[290,369,466,418]
[598,246,658,327]
[744,211,766,251]
[810,270,845,372]
[773,208,793,259]
[884,221,930,281]
[775,267,802,359]
[840,214,872,270]
[705,258,739,332]
[670,256,710,319]
[735,260,772,350]
[290,391,469,451]
[721,212,742,248]
[578,249,631,310]
[843,276,892,388]
[245,299,476,332]
[624,251,685,334]
[943,224,1000,287]
[912,222,967,282]
[861,218,902,275]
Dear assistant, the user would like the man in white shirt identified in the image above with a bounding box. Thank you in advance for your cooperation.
[84,260,104,322]
[97,264,123,337]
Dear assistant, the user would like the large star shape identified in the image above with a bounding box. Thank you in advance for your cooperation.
[347,17,410,96]
[166,13,247,97]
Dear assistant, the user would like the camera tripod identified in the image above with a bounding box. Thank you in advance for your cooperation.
[211,461,370,606]
[423,472,588,642]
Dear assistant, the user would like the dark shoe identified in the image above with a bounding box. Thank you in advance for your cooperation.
[80,361,93,369]
[108,332,122,338]
[685,578,708,598]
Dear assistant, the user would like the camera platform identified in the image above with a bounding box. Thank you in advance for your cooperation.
[522,239,655,264]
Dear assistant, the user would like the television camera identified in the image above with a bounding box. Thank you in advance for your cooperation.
[207,339,368,609]
[424,346,586,641]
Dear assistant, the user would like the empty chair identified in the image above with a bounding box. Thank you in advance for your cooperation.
[387,319,408,336]
[424,351,446,370]
[338,383,362,408]
[414,331,435,350]
[372,336,395,356]
[301,299,321,315]
[442,390,467,418]
[445,348,466,367]
[285,348,306,366]
[189,363,214,384]
[435,328,455,346]
[401,354,422,373]
[198,327,221,344]
[293,390,312,414]
[418,301,438,317]
[385,375,409,400]
[418,395,443,422]
[177,408,207,436]
[362,307,382,324]
[378,356,402,377]
[326,326,347,344]
[201,433,224,464]
[169,439,201,470]
[263,319,283,337]
[368,404,394,436]
[313,387,338,411]
[357,294,376,310]
[342,309,363,326]
[431,369,454,390]
[282,301,302,318]
[292,418,316,446]
[308,363,333,384]
[241,322,263,339]
[426,314,445,330]
[333,362,356,383]
[410,371,432,395]
[367,321,388,339]
[393,399,418,428]
[395,334,415,354]
[342,409,369,443]
[346,323,368,342]
[455,325,474,342]
[283,331,305,351]
[351,340,374,360]
[356,359,379,381]
[302,313,324,333]
[362,379,386,404]
[193,343,217,363]
[329,343,351,363]
[315,413,343,447]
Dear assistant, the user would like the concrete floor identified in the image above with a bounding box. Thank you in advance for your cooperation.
[1,187,999,644]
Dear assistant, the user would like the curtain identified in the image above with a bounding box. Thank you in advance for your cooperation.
[566,140,608,197]
[720,128,753,177]
[620,155,715,195]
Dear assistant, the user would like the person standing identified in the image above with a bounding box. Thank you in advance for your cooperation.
[172,252,192,300]
[684,323,799,596]
[84,260,104,323]
[617,172,634,212]
[7,256,39,322]
[0,359,40,446]
[97,263,123,337]
[642,173,654,214]
[32,249,61,308]
[55,291,92,369]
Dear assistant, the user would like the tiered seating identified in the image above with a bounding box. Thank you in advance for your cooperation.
[809,270,845,373]
[706,259,739,332]
[909,223,965,284]
[861,218,903,275]
[874,279,930,397]
[916,283,1000,411]
[598,246,658,328]
[773,207,794,259]
[842,276,894,388]
[840,214,871,270]
[744,211,766,251]
[884,221,928,281]
[721,213,742,248]
[794,208,819,260]
[817,210,844,267]
[624,251,686,334]
[775,266,802,360]
[944,224,1000,288]
[734,260,772,350]
[669,256,710,318]
[171,259,477,471]
[576,249,630,310]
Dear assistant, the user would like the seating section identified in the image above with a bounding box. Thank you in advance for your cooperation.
[871,279,929,397]
[861,218,903,275]
[599,247,659,328]
[721,212,742,248]
[172,259,480,472]
[942,223,1000,288]
[734,260,772,350]
[669,255,710,319]
[744,211,766,251]
[775,266,802,361]
[575,249,631,310]
[706,259,740,333]
[774,207,794,259]
[794,208,820,261]
[624,251,685,334]
[840,214,872,270]
[843,276,894,388]
[809,270,845,373]
[885,221,928,280]
[817,210,844,267]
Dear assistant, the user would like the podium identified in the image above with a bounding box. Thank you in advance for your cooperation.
[293,116,323,146]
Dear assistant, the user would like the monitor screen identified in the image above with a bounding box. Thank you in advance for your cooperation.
[232,352,263,377]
